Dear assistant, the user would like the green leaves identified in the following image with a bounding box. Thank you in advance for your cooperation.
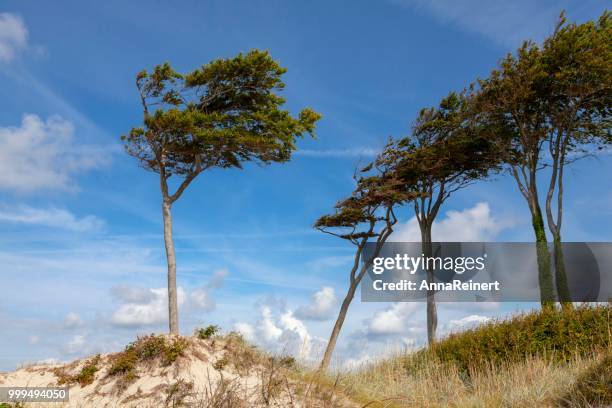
[122,49,321,178]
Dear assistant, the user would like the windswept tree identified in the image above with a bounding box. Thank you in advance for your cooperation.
[122,50,320,334]
[315,148,418,371]
[392,91,504,344]
[539,12,611,305]
[475,11,611,306]
[475,41,556,305]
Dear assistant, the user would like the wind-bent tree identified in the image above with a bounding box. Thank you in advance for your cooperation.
[475,11,611,306]
[475,42,556,306]
[315,148,418,371]
[122,50,320,334]
[392,91,504,344]
[539,12,611,305]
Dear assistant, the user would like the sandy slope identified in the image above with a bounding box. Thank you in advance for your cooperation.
[0,334,355,407]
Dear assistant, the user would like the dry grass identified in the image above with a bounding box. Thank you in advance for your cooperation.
[338,348,611,407]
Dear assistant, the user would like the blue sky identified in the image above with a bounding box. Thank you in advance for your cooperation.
[0,0,610,370]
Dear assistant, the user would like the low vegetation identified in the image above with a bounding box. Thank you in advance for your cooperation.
[195,324,220,340]
[53,354,101,387]
[107,334,188,384]
[338,304,611,407]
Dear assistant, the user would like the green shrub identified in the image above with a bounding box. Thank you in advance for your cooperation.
[195,324,220,340]
[108,335,188,382]
[54,354,101,387]
[410,305,610,373]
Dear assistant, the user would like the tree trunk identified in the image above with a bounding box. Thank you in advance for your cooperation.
[421,224,437,345]
[162,199,179,335]
[318,280,358,372]
[553,234,572,307]
[530,200,555,307]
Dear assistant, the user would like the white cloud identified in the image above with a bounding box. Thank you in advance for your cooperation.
[64,312,82,329]
[393,0,568,48]
[28,335,39,345]
[234,305,326,362]
[110,287,186,327]
[392,202,511,242]
[0,13,27,62]
[295,286,338,321]
[190,268,227,312]
[445,314,490,332]
[0,205,104,232]
[0,114,106,193]
[367,303,419,335]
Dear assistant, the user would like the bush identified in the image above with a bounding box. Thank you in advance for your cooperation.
[557,351,612,406]
[195,324,220,340]
[411,305,610,373]
[55,354,101,387]
[108,335,188,382]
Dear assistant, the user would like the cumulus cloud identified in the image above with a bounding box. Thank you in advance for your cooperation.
[295,286,338,321]
[234,305,326,362]
[366,303,420,336]
[190,269,228,312]
[0,114,106,193]
[446,314,490,331]
[0,205,104,232]
[0,13,27,62]
[392,202,511,242]
[110,287,186,327]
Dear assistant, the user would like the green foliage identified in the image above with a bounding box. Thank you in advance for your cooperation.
[409,305,610,374]
[108,335,188,381]
[54,354,101,387]
[195,324,220,340]
[122,49,320,178]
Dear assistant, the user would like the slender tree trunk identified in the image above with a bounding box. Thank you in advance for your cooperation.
[421,223,437,345]
[545,136,572,308]
[162,198,179,335]
[319,280,359,372]
[530,200,555,307]
[553,234,572,307]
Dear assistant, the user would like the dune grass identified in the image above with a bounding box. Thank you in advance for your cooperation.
[337,305,611,407]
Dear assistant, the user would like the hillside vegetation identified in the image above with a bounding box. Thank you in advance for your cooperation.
[339,305,611,407]
[1,306,609,407]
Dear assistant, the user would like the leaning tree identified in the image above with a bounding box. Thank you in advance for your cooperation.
[122,50,320,334]
[392,91,505,344]
[315,146,418,371]
[539,11,611,305]
[475,11,611,306]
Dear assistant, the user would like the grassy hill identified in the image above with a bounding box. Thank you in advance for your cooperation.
[338,304,611,407]
[1,305,609,407]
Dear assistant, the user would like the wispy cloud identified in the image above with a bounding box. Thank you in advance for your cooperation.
[0,13,28,62]
[0,205,105,232]
[295,147,380,159]
[392,0,579,49]
[0,114,108,193]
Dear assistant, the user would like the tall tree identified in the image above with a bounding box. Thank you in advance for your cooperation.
[475,43,556,306]
[540,11,611,305]
[122,50,320,334]
[315,147,418,371]
[393,91,504,344]
[475,11,611,306]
